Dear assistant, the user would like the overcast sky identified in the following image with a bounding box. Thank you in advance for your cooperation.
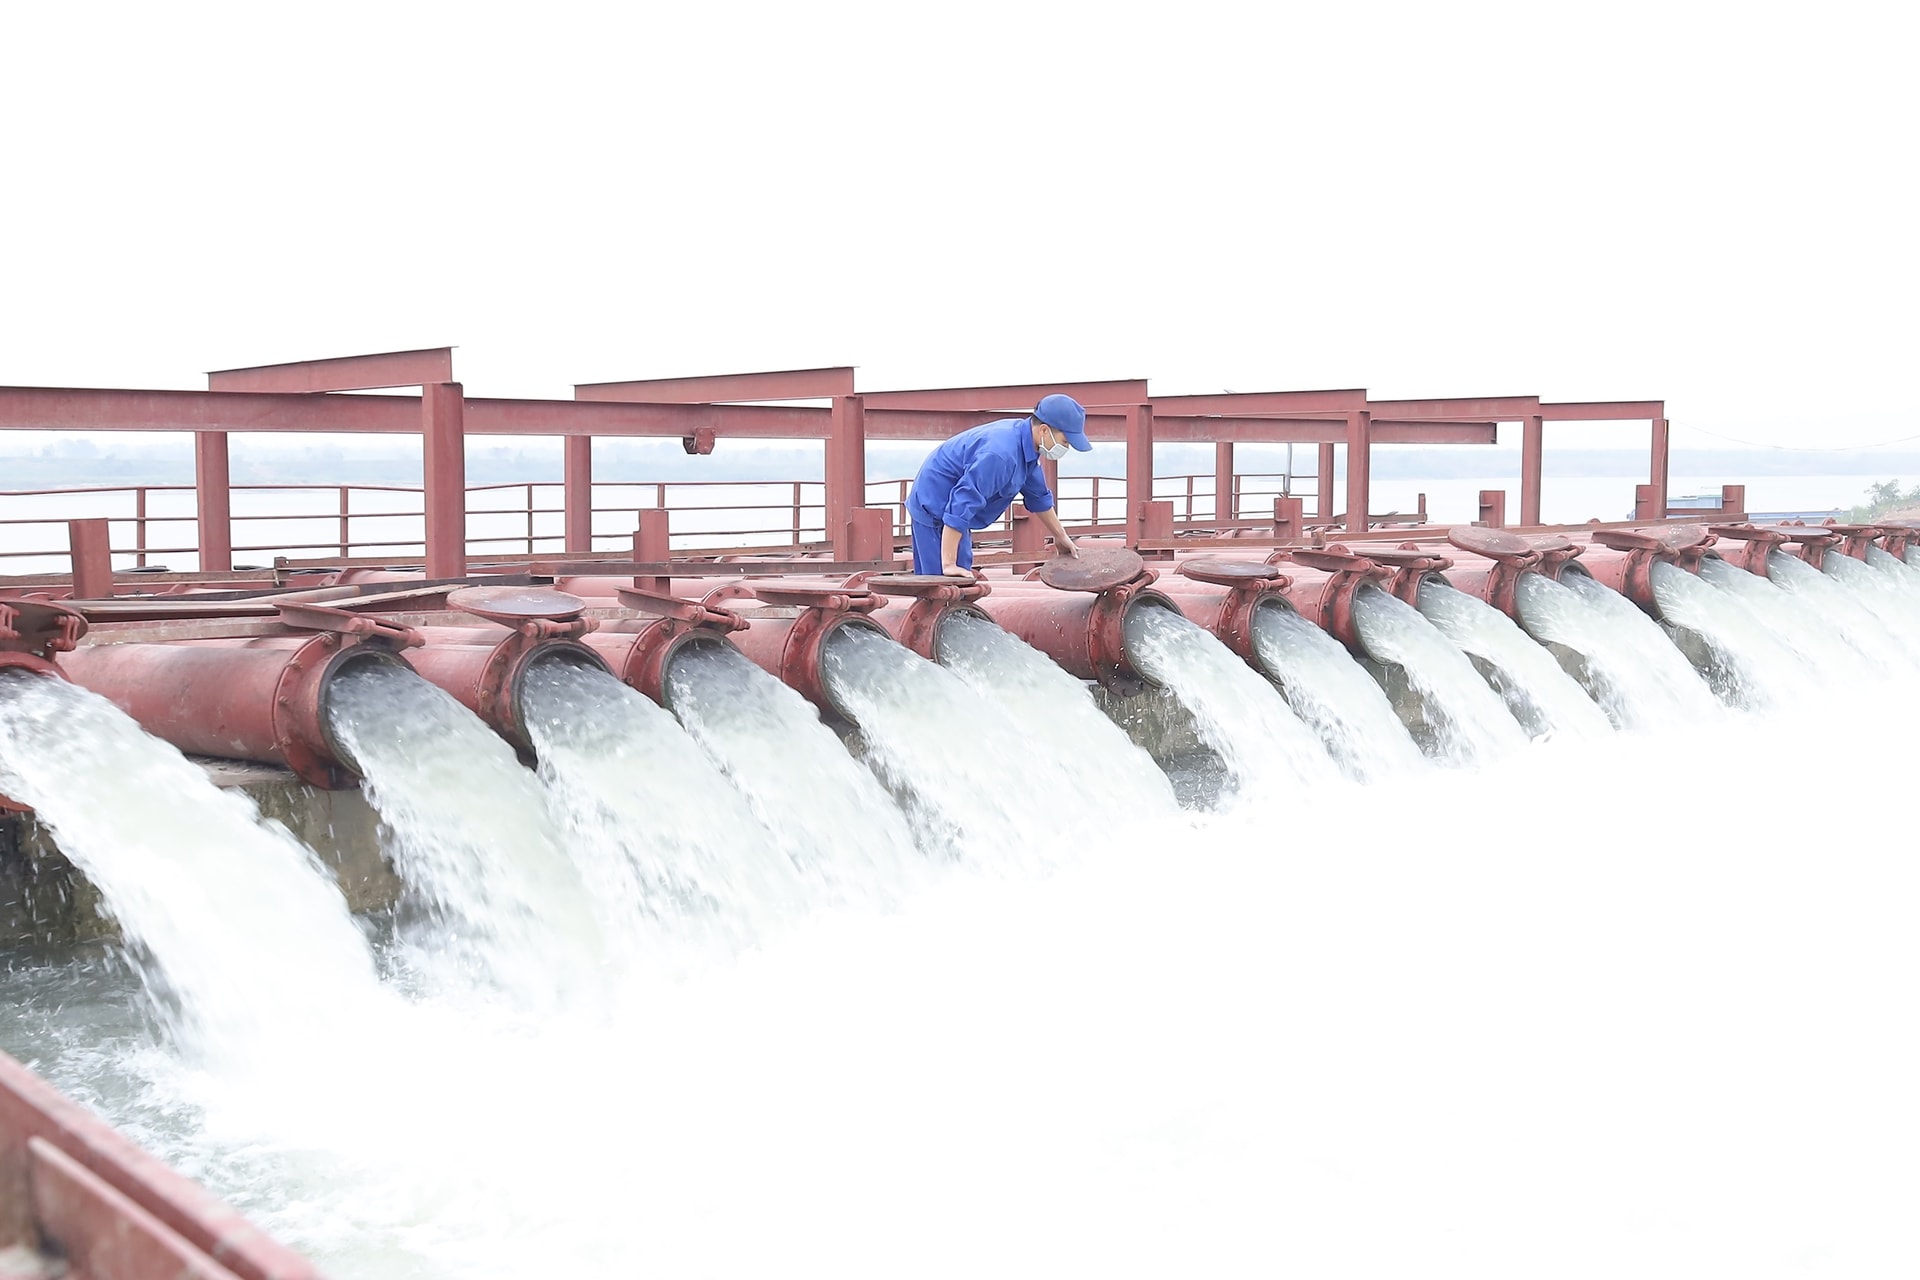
[3,0,1914,455]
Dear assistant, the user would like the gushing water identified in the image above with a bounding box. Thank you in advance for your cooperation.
[1820,547,1920,635]
[1515,572,1720,730]
[325,661,603,1004]
[1415,580,1612,739]
[519,657,802,955]
[935,612,1177,816]
[821,625,1087,858]
[1865,544,1920,591]
[1766,550,1920,675]
[664,642,920,901]
[1120,606,1338,799]
[1247,603,1424,780]
[0,672,381,1063]
[1349,585,1529,763]
[1695,557,1864,681]
[1650,561,1810,707]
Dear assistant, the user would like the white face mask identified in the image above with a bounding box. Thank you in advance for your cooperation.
[1039,426,1071,461]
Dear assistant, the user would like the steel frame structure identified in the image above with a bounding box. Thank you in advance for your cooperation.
[0,348,1672,579]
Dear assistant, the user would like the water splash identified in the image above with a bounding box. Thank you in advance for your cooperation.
[1515,572,1720,731]
[520,656,802,957]
[821,625,1080,860]
[1250,603,1426,781]
[935,611,1178,816]
[1650,560,1809,708]
[1415,580,1612,739]
[665,640,921,902]
[1120,606,1339,800]
[1350,585,1529,764]
[1695,557,1865,684]
[1820,548,1920,635]
[1766,550,1920,675]
[325,661,604,1005]
[0,672,382,1063]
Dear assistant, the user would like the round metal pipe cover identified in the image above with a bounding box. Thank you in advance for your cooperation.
[1035,547,1147,592]
[1447,526,1536,559]
[1177,558,1283,586]
[446,585,587,625]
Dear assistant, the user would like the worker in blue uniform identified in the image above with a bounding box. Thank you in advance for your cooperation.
[906,393,1090,577]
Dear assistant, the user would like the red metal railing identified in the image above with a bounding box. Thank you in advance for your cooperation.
[2,471,1335,575]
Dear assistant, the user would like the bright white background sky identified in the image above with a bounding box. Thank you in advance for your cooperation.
[2,0,1914,452]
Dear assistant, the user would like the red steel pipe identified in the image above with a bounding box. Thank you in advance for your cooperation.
[1573,525,1713,617]
[971,578,1183,695]
[582,587,751,705]
[718,581,891,716]
[1150,559,1293,664]
[403,623,611,756]
[57,632,416,788]
[1270,546,1395,655]
[853,574,995,662]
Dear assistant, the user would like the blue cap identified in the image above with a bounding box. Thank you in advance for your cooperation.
[1033,394,1092,452]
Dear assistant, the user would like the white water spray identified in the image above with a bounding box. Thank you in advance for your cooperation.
[664,641,921,903]
[1820,548,1920,635]
[325,661,604,1004]
[1515,572,1720,730]
[520,657,803,956]
[1249,603,1425,780]
[1120,606,1338,799]
[1415,580,1612,739]
[1649,561,1810,707]
[1865,544,1920,592]
[821,625,1087,859]
[935,611,1178,816]
[1349,585,1528,763]
[0,672,382,1063]
[1766,550,1920,675]
[1694,558,1865,682]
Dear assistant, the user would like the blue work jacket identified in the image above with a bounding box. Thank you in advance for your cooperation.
[906,417,1056,531]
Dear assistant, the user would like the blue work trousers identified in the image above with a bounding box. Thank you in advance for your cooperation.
[910,519,972,575]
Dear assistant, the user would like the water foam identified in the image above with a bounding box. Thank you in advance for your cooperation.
[1415,580,1612,739]
[1515,572,1721,730]
[0,672,382,1064]
[1349,584,1529,763]
[1250,602,1426,780]
[1120,605,1339,799]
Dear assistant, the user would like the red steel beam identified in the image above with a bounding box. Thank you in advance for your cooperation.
[825,395,866,559]
[193,432,231,571]
[1363,395,1540,420]
[860,379,1151,410]
[1145,388,1368,415]
[1345,411,1372,533]
[0,387,425,434]
[1520,414,1544,527]
[1538,400,1664,421]
[422,383,466,578]
[207,348,454,393]
[563,436,592,553]
[1317,443,1337,518]
[574,367,855,402]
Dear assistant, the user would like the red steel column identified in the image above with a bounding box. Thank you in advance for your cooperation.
[68,519,113,598]
[423,382,467,578]
[1317,442,1337,518]
[633,509,669,594]
[1520,414,1544,527]
[1213,441,1234,524]
[194,430,232,572]
[826,395,866,558]
[1125,403,1154,548]
[564,435,593,553]
[1344,410,1372,534]
[1649,417,1671,519]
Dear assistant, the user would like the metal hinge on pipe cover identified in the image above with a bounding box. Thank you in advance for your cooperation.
[275,602,424,648]
[615,587,749,632]
[0,599,88,655]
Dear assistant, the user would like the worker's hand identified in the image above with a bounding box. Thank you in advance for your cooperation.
[941,564,974,580]
[1055,535,1078,558]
